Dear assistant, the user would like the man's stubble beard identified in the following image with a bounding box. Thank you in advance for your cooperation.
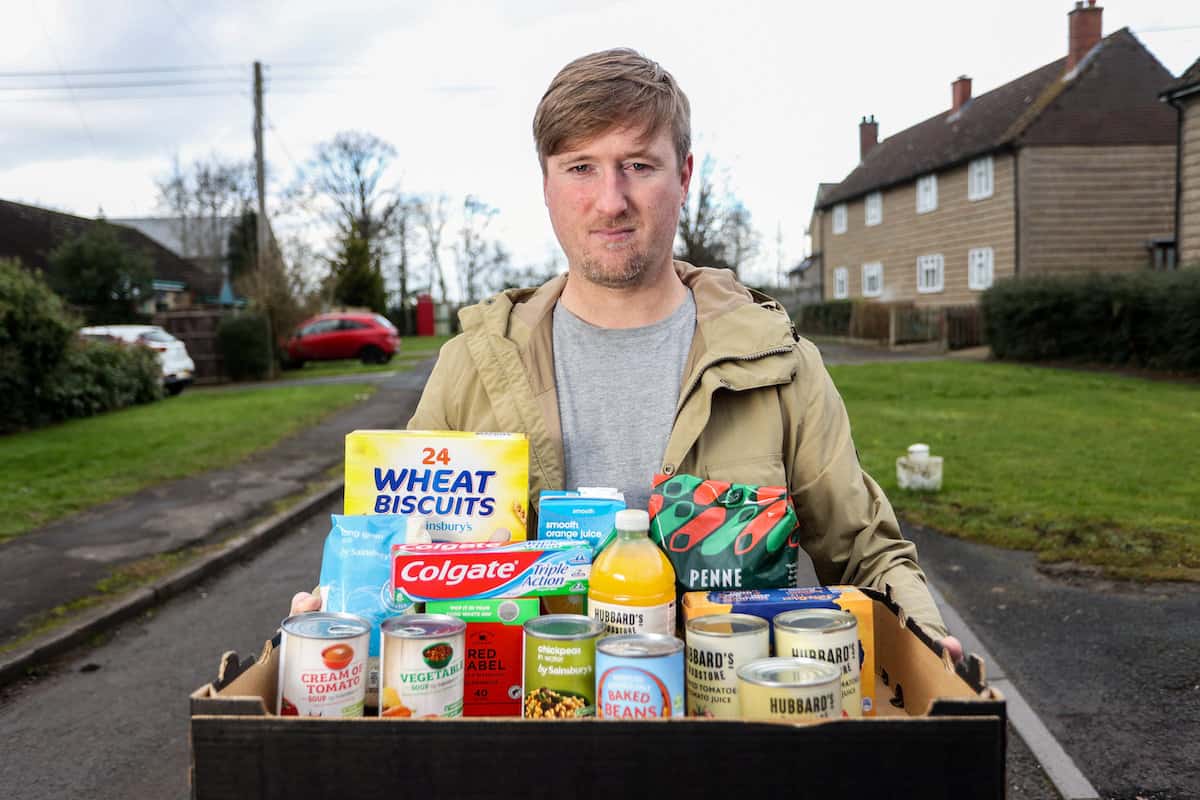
[577,246,650,289]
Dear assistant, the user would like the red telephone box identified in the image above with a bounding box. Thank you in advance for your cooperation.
[416,293,434,336]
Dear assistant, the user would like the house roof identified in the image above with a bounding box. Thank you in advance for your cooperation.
[0,199,221,298]
[110,216,238,260]
[1161,56,1200,101]
[818,28,1177,209]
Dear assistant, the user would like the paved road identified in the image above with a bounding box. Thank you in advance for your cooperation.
[907,523,1200,800]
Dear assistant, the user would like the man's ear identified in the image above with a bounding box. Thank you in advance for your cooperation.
[680,152,694,204]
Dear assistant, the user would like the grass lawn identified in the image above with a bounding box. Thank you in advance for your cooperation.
[827,361,1200,580]
[0,383,375,542]
[277,334,455,381]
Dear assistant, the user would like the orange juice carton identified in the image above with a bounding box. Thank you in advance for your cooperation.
[682,585,877,715]
[345,430,529,542]
[392,541,591,604]
[537,488,626,553]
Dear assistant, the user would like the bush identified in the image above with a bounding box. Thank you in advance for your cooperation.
[795,300,853,336]
[218,313,272,381]
[0,258,80,431]
[41,340,163,421]
[982,271,1200,371]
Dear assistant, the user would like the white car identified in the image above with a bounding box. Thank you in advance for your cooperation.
[79,324,196,396]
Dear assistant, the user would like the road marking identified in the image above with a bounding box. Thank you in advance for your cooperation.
[929,582,1101,800]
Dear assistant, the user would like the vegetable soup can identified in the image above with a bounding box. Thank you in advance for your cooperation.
[595,633,685,719]
[379,613,467,718]
[684,613,770,718]
[737,657,842,721]
[522,614,605,718]
[277,611,371,718]
[773,608,862,717]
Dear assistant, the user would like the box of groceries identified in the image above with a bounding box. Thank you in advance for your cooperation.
[190,586,1005,799]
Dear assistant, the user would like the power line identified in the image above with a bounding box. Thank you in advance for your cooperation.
[0,78,248,91]
[0,64,245,78]
[30,2,97,155]
[1133,24,1200,33]
[2,90,246,103]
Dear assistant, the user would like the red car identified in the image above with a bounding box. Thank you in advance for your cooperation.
[283,312,400,367]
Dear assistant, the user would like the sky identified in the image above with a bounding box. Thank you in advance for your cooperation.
[1,0,1196,296]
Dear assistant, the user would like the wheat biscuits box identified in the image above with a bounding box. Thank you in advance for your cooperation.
[345,430,529,542]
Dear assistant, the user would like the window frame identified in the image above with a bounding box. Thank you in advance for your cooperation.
[968,156,994,201]
[861,261,883,298]
[865,192,882,226]
[832,203,848,235]
[968,247,994,291]
[916,254,945,294]
[916,174,938,214]
[833,267,849,299]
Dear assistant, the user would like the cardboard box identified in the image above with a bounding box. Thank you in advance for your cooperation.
[344,430,529,542]
[190,587,1005,799]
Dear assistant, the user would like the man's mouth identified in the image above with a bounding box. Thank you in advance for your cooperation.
[591,227,636,243]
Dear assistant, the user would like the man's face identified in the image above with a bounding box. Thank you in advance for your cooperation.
[543,125,692,289]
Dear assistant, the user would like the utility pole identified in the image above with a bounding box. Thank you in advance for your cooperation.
[252,60,276,376]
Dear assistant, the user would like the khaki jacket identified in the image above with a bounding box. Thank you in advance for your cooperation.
[408,262,948,638]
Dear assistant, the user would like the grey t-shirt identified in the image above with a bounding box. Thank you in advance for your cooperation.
[552,291,697,512]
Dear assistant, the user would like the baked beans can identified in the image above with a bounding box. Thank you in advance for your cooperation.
[277,611,371,718]
[522,614,605,718]
[595,633,685,719]
[773,608,862,717]
[737,657,842,721]
[684,613,769,718]
[378,613,467,718]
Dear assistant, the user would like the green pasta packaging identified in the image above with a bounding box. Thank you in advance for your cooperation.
[647,473,801,591]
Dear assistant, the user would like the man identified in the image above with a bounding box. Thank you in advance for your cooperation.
[295,48,960,657]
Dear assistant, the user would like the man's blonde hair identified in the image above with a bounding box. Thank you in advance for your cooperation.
[533,48,691,173]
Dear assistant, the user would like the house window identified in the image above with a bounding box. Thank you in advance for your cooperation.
[865,192,882,226]
[862,262,883,298]
[968,156,994,201]
[832,204,847,234]
[968,247,994,290]
[916,174,938,214]
[834,267,849,299]
[916,254,944,293]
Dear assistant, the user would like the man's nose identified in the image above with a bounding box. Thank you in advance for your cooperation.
[594,169,629,219]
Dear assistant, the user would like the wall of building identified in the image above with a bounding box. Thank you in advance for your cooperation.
[1179,98,1200,267]
[1017,145,1176,274]
[820,153,1016,306]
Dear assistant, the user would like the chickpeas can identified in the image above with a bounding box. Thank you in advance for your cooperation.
[773,608,862,717]
[737,657,842,721]
[522,614,605,718]
[685,613,770,718]
[379,613,467,718]
[277,611,371,718]
[595,633,685,719]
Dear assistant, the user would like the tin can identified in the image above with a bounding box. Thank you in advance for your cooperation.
[277,611,370,718]
[595,633,685,719]
[684,613,769,718]
[379,613,467,718]
[737,657,842,721]
[773,608,862,717]
[522,614,605,718]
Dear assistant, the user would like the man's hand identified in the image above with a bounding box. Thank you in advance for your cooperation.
[939,635,964,663]
[289,591,322,616]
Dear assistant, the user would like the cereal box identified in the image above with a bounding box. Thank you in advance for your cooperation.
[345,430,529,542]
[682,585,877,715]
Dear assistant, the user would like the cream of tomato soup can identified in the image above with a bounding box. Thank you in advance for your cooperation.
[277,611,371,718]
[379,613,467,718]
[773,608,862,717]
[684,613,769,718]
[737,657,841,721]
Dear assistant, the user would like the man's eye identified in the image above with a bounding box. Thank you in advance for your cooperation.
[569,164,591,174]
[628,163,651,172]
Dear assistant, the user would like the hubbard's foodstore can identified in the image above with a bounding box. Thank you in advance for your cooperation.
[737,657,841,721]
[773,608,862,717]
[379,614,467,718]
[277,611,370,718]
[685,613,769,718]
[522,614,605,718]
[596,633,685,719]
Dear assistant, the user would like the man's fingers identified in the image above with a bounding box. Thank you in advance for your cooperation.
[290,591,321,616]
[941,635,964,663]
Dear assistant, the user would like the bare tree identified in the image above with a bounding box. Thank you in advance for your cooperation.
[415,194,451,304]
[455,195,507,304]
[675,154,760,277]
[389,195,418,329]
[292,131,402,250]
[156,154,255,265]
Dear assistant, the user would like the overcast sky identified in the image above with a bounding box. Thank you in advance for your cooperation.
[1,0,1196,293]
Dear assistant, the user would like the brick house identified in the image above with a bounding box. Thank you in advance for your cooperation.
[1161,57,1200,268]
[814,2,1177,306]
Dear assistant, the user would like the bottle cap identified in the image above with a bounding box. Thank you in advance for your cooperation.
[614,509,649,531]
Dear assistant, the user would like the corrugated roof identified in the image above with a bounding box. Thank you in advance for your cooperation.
[818,28,1176,209]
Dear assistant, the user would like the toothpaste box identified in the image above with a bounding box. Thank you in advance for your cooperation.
[682,585,877,716]
[425,597,539,718]
[345,430,530,543]
[537,488,625,553]
[392,541,591,603]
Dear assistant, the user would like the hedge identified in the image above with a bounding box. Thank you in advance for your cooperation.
[217,313,272,381]
[794,300,853,336]
[981,271,1200,371]
[41,340,163,422]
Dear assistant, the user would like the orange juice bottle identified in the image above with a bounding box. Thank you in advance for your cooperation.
[588,509,677,636]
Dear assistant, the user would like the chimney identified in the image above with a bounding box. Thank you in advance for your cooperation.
[1067,0,1103,71]
[952,75,972,112]
[859,115,878,161]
